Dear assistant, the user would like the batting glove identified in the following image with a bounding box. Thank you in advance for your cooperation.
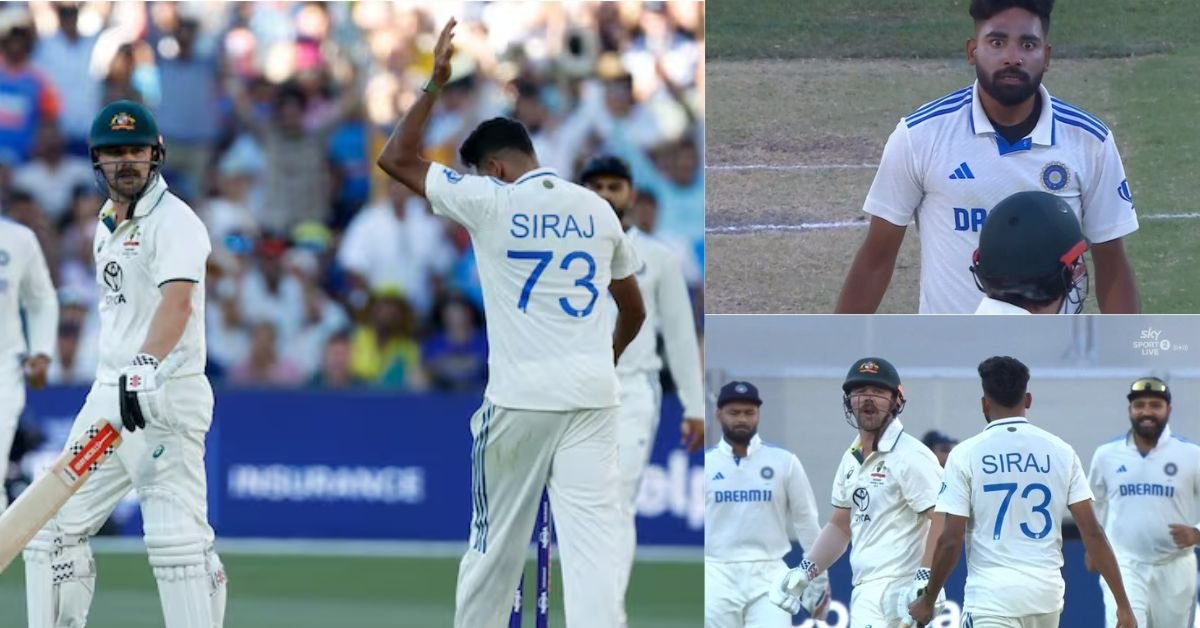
[897,567,946,626]
[118,353,162,432]
[769,559,818,615]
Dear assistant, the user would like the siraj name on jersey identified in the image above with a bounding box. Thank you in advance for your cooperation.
[982,452,1051,474]
[510,213,595,239]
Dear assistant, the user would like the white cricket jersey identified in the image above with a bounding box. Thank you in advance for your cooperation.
[0,217,58,389]
[937,417,1093,616]
[705,435,822,562]
[93,175,210,384]
[425,164,638,411]
[831,418,943,585]
[865,81,1138,314]
[974,296,1031,314]
[1089,425,1200,564]
[607,228,703,418]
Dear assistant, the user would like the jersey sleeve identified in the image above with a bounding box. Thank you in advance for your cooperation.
[935,446,971,517]
[656,247,703,418]
[862,121,924,227]
[1067,451,1094,506]
[1087,448,1108,522]
[831,454,852,509]
[785,454,822,550]
[1079,131,1139,244]
[611,230,639,280]
[424,162,502,233]
[18,229,58,358]
[899,449,945,514]
[153,208,211,286]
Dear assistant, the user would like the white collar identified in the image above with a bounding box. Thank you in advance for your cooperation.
[975,296,1033,315]
[970,81,1055,147]
[719,433,763,458]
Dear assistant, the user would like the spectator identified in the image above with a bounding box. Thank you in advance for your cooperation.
[922,430,958,468]
[422,298,488,392]
[285,247,349,378]
[310,331,353,388]
[31,1,99,156]
[204,144,263,258]
[47,288,98,385]
[238,234,305,341]
[337,180,454,317]
[349,287,427,389]
[153,14,221,199]
[12,123,93,224]
[0,9,60,164]
[228,320,305,386]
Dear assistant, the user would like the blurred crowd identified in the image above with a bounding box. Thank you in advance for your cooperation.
[1,1,705,391]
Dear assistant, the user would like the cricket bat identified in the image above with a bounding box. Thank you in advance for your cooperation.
[0,419,123,573]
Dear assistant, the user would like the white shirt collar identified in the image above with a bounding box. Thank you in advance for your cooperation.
[514,167,559,185]
[975,296,1033,314]
[970,81,1055,147]
[1125,424,1174,452]
[986,416,1030,430]
[719,433,763,458]
[97,174,169,230]
[852,418,906,458]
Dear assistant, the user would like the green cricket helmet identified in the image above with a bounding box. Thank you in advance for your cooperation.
[88,100,165,203]
[970,191,1089,313]
[842,357,906,428]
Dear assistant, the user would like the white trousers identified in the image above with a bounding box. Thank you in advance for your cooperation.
[705,559,793,628]
[0,382,24,511]
[1101,550,1197,628]
[616,371,662,626]
[454,401,621,628]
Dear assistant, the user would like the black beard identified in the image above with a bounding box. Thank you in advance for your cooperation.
[1131,416,1167,440]
[978,66,1042,107]
[722,425,756,446]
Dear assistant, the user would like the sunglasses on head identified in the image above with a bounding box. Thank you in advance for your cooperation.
[1130,378,1168,393]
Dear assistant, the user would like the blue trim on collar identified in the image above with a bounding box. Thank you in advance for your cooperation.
[515,170,556,185]
[995,134,1033,155]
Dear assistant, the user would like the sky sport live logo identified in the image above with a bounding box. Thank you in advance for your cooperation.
[1133,327,1188,356]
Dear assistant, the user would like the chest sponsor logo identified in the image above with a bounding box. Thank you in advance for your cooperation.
[852,487,871,522]
[103,261,126,305]
[713,489,772,503]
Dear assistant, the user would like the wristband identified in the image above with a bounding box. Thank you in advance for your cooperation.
[422,80,440,95]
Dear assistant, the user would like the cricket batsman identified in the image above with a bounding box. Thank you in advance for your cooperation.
[22,100,227,627]
[375,19,646,628]
[579,154,705,628]
[0,207,59,511]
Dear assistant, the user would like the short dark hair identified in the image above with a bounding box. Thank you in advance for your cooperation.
[458,117,535,168]
[978,356,1030,407]
[970,0,1054,33]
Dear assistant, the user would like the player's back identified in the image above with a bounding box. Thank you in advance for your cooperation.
[0,217,44,387]
[425,165,636,412]
[943,417,1092,616]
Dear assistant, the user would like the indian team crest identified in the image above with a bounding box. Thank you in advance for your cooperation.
[1165,462,1178,476]
[760,466,774,480]
[1041,161,1070,192]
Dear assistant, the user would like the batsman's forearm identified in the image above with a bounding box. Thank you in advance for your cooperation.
[138,294,191,361]
[379,90,438,171]
[805,521,851,573]
[924,531,961,600]
[920,510,944,567]
[1082,528,1132,608]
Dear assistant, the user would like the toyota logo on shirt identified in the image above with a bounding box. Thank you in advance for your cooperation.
[103,261,123,292]
[852,487,870,511]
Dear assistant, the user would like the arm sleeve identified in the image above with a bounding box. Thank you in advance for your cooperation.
[831,455,852,509]
[1067,451,1095,506]
[18,231,58,358]
[423,162,502,233]
[611,231,639,280]
[1080,131,1139,244]
[656,249,703,417]
[935,447,972,517]
[1088,449,1108,524]
[153,209,212,285]
[900,450,945,514]
[786,455,822,550]
[862,121,923,227]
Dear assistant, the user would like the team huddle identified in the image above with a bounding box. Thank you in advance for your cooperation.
[0,17,702,628]
[706,357,1198,628]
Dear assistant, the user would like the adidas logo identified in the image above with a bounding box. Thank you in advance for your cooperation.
[948,161,975,180]
[713,472,725,480]
[1116,465,1128,473]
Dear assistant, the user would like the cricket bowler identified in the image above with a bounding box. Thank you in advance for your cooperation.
[0,210,58,511]
[22,100,227,627]
[579,154,704,628]
[836,0,1139,314]
[376,19,647,628]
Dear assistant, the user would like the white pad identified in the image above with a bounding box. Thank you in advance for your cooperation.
[142,489,226,627]
[23,526,96,628]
